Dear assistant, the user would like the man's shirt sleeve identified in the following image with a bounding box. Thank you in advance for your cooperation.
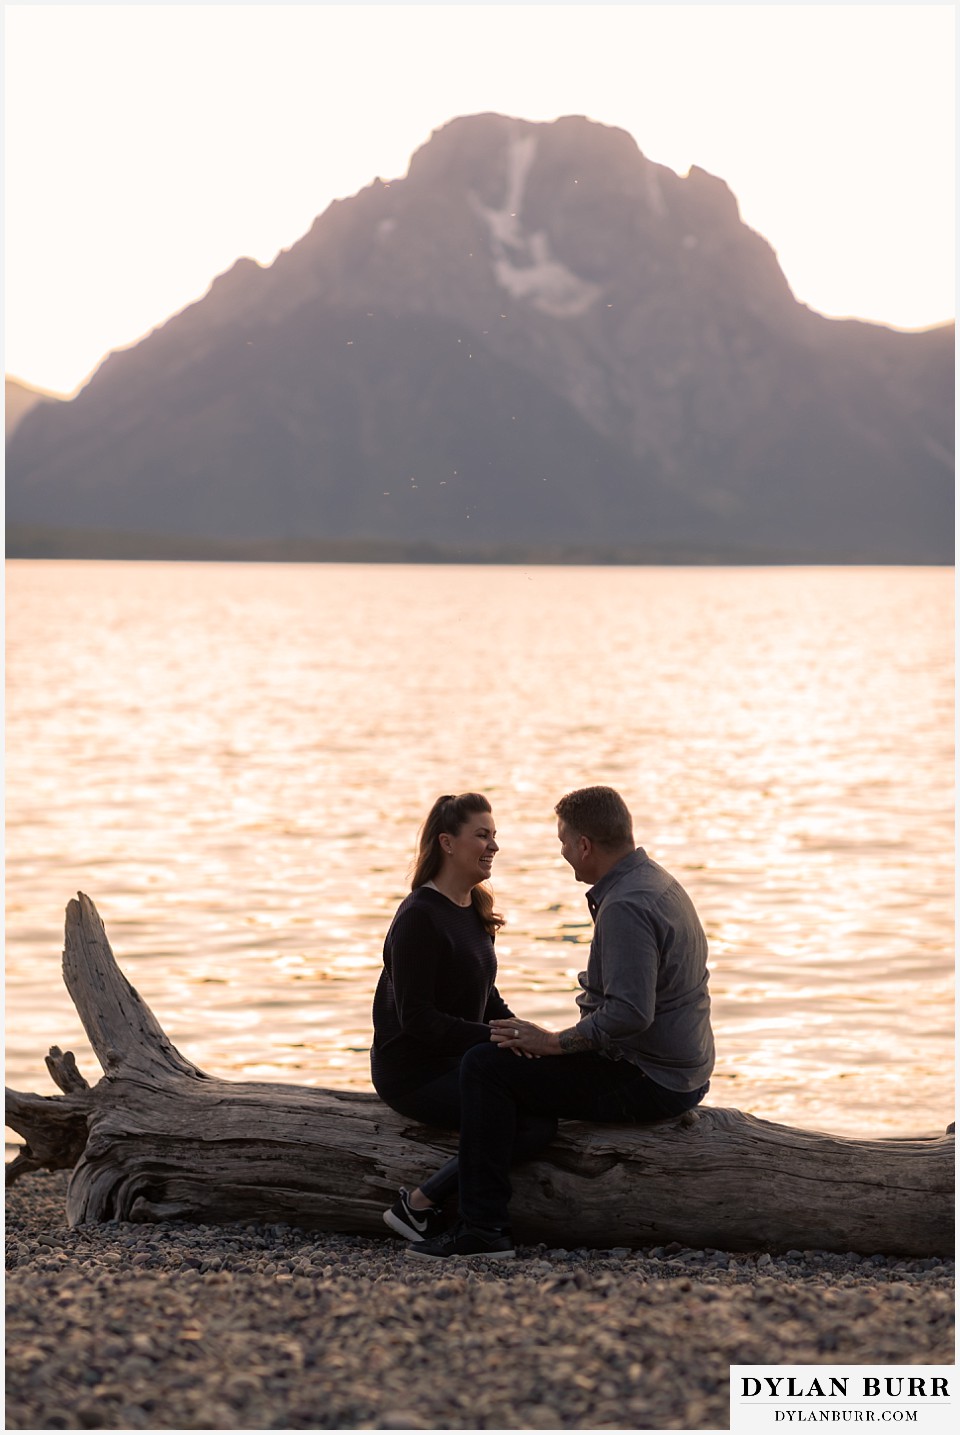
[573,899,659,1053]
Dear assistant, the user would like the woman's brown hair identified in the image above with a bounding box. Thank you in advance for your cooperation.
[411,792,504,936]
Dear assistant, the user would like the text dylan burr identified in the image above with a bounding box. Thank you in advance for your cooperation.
[741,1378,949,1400]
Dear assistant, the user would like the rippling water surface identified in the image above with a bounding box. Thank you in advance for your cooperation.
[5,561,954,1142]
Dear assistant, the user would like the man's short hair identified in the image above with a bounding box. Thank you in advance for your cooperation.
[554,786,634,850]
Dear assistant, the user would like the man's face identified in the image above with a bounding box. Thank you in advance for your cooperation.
[558,818,590,882]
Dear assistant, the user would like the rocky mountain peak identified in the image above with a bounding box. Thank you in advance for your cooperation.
[6,112,953,563]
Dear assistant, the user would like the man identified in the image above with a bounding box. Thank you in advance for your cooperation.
[408,785,715,1260]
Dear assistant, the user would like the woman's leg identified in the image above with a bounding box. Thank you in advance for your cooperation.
[383,1060,558,1208]
[385,1070,462,1205]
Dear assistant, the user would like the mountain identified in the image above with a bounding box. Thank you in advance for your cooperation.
[5,377,65,439]
[6,113,954,562]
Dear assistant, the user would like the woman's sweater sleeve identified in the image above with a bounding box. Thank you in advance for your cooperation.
[388,906,493,1056]
[483,986,513,1021]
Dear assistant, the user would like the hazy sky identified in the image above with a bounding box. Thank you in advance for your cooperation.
[3,1,955,396]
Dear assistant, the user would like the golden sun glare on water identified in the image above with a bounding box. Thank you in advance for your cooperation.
[5,563,953,1141]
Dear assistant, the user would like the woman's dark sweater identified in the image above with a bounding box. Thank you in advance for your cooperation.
[371,885,513,1099]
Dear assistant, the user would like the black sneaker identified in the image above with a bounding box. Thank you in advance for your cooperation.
[406,1219,515,1261]
[383,1188,447,1242]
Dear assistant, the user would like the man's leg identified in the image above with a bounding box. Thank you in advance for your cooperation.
[456,1044,707,1231]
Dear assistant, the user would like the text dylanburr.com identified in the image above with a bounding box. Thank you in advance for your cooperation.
[730,1368,953,1434]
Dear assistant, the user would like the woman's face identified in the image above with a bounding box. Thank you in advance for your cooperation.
[442,810,498,887]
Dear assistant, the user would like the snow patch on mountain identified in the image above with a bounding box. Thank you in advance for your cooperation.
[470,134,601,319]
[645,165,668,218]
[492,238,602,317]
[483,132,537,247]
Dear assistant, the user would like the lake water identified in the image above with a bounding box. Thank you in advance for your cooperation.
[4,561,954,1148]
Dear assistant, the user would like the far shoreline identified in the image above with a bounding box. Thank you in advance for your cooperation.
[5,527,953,566]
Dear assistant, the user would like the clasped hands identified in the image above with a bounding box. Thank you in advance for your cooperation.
[489,1018,561,1058]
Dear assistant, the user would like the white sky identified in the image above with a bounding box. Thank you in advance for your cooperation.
[2,1,956,396]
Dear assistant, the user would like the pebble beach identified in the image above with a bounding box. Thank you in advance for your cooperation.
[5,1170,953,1431]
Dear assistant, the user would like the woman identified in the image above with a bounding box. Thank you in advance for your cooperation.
[371,792,552,1242]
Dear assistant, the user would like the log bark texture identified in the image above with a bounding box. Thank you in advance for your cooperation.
[5,894,954,1255]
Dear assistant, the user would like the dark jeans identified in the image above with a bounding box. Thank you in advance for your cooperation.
[457,1043,710,1230]
[380,1064,556,1206]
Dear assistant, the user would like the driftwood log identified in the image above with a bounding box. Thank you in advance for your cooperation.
[5,894,954,1256]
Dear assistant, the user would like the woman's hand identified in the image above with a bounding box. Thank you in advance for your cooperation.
[489,1018,560,1057]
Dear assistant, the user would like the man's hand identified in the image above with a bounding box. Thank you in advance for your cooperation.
[489,1019,561,1057]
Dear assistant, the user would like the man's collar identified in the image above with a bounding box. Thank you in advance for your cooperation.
[586,847,647,913]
